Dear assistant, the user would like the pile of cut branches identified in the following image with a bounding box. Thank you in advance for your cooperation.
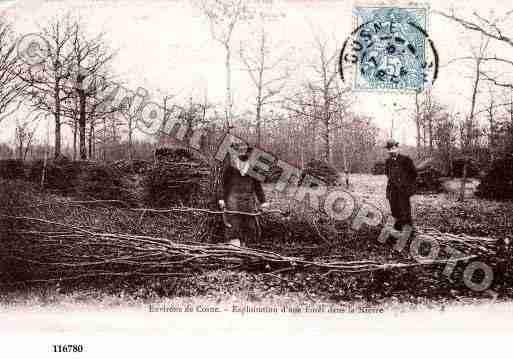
[0,180,504,287]
[1,214,500,284]
[143,148,212,207]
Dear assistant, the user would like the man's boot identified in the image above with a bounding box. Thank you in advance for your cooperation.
[387,227,403,241]
[387,220,402,239]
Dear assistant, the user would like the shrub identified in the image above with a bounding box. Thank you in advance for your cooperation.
[416,167,443,193]
[476,154,513,200]
[0,180,41,284]
[26,160,80,193]
[0,159,25,180]
[75,162,128,202]
[24,160,131,202]
[155,147,196,163]
[450,158,479,178]
[372,161,385,175]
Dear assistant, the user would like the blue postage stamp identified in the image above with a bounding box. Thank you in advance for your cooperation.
[349,6,430,91]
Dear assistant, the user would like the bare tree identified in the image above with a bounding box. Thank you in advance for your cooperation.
[434,112,457,175]
[283,89,321,163]
[440,10,513,158]
[21,15,116,160]
[197,0,254,130]
[15,112,43,161]
[439,10,513,89]
[286,30,349,164]
[454,35,489,200]
[69,21,116,160]
[119,96,138,162]
[21,15,76,158]
[0,21,26,124]
[333,83,353,183]
[310,32,352,164]
[93,115,124,161]
[239,28,289,146]
[414,91,423,154]
[419,90,444,155]
[485,84,499,160]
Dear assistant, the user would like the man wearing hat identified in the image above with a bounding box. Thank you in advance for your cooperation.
[218,142,270,247]
[384,139,417,235]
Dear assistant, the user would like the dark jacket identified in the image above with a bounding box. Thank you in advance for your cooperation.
[385,153,417,197]
[220,161,266,204]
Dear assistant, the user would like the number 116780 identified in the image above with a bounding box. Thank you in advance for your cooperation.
[52,345,84,353]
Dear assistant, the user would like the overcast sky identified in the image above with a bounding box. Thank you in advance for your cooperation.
[1,0,513,147]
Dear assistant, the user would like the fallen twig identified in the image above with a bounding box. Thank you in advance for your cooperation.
[130,207,284,217]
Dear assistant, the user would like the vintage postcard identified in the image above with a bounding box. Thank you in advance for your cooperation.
[1,0,513,356]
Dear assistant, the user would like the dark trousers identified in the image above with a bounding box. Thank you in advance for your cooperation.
[224,192,260,243]
[388,188,413,230]
[225,214,260,243]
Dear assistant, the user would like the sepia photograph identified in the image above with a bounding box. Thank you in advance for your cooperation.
[0,0,513,355]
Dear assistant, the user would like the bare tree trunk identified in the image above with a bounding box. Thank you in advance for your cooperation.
[256,96,262,147]
[88,122,94,159]
[225,43,232,131]
[323,114,330,163]
[54,80,62,158]
[73,117,77,160]
[17,141,22,160]
[422,122,427,149]
[92,129,95,159]
[428,117,433,154]
[415,91,421,155]
[460,55,481,201]
[449,142,454,177]
[312,120,317,160]
[77,75,88,160]
[41,146,47,188]
[509,89,513,152]
[488,100,495,161]
[341,126,350,187]
[40,116,50,187]
[128,117,133,162]
[103,118,107,161]
[322,83,331,163]
[54,114,61,159]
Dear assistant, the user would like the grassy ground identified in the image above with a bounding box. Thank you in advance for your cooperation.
[1,174,512,308]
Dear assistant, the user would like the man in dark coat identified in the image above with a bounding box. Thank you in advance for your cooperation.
[384,139,417,233]
[218,143,269,247]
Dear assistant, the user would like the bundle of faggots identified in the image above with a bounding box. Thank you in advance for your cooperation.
[2,213,500,285]
[143,147,212,207]
[0,179,502,286]
[112,159,152,175]
[25,159,132,203]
